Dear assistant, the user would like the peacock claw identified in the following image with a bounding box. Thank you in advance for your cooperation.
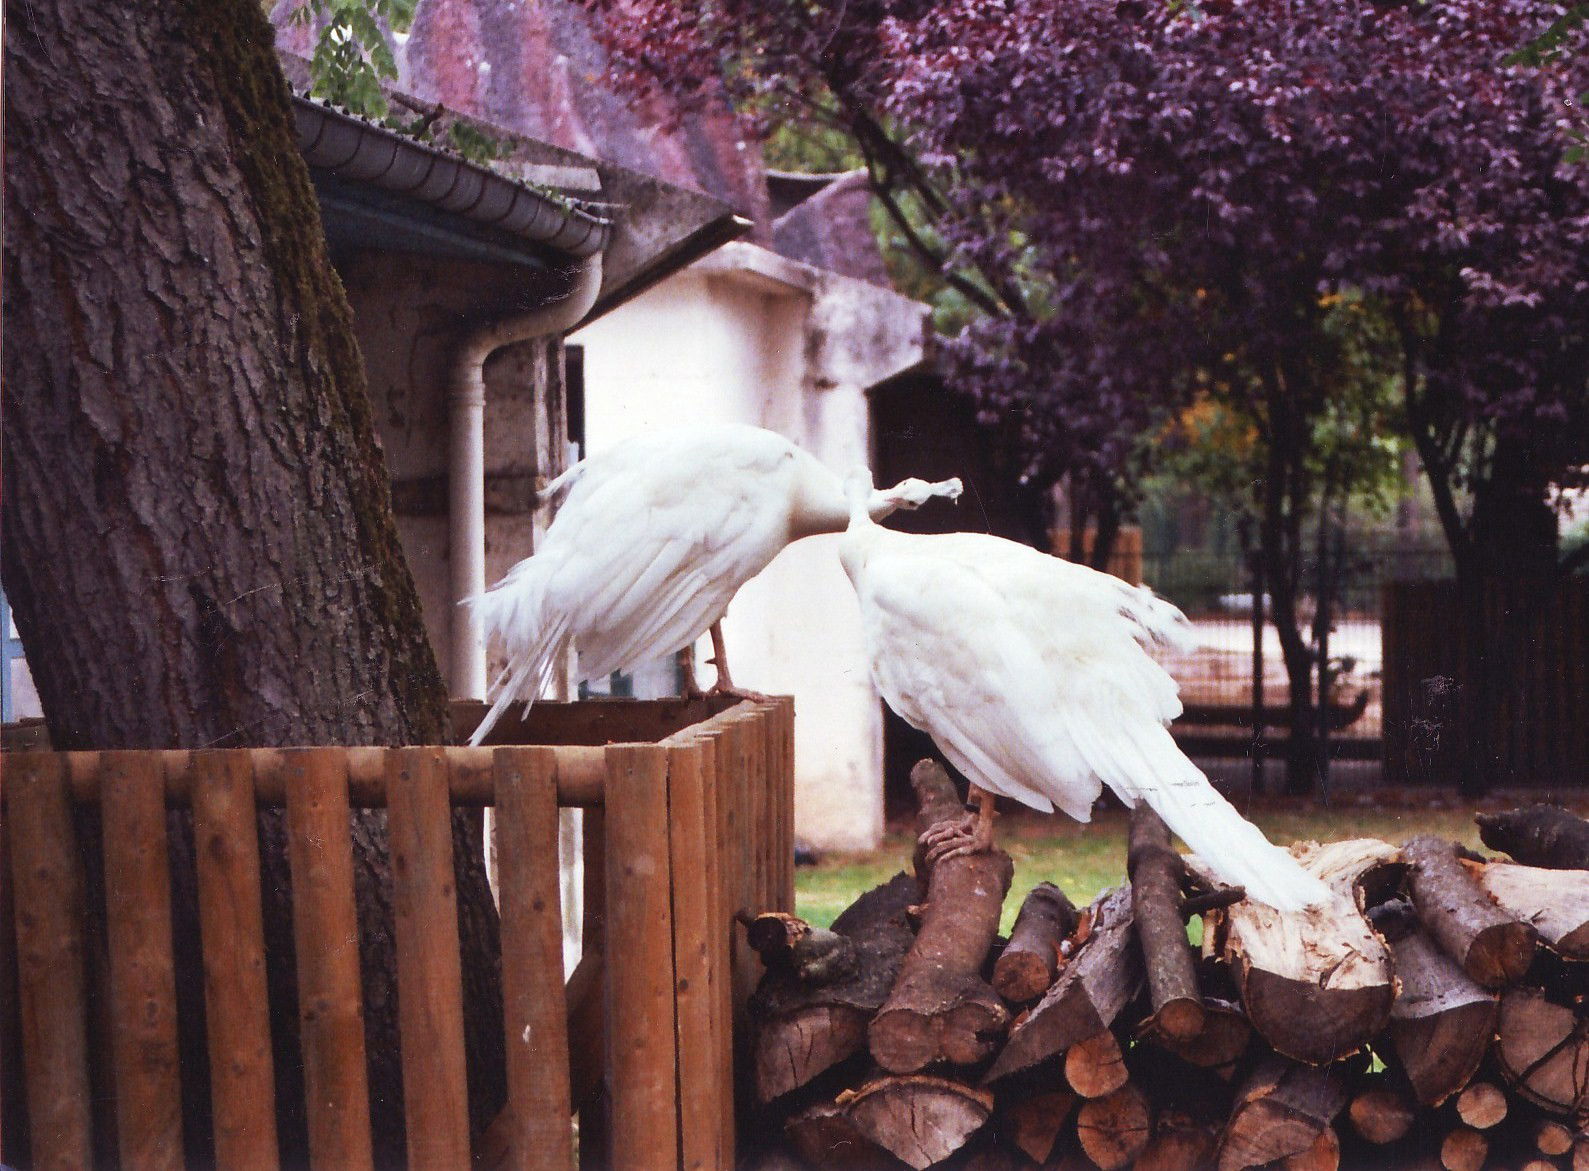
[919,812,994,864]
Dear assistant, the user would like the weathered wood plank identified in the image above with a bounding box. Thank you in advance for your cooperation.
[101,750,184,1171]
[5,753,93,1171]
[493,746,575,1171]
[191,750,279,1170]
[603,743,679,1171]
[282,747,374,1171]
[387,746,471,1170]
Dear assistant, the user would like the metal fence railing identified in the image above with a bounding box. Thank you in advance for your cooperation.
[1141,543,1454,745]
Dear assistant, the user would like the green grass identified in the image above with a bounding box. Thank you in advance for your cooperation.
[796,803,1496,933]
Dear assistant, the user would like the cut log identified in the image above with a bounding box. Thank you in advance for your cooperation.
[1347,1086,1416,1144]
[1001,1088,1076,1165]
[1476,805,1589,870]
[1403,836,1537,988]
[1576,1131,1589,1171]
[1136,1112,1219,1171]
[1075,1083,1152,1171]
[1383,922,1500,1106]
[1281,1126,1340,1171]
[868,762,1013,1074]
[1191,839,1401,1065]
[783,1100,900,1171]
[991,882,1076,1004]
[1470,860,1589,960]
[1217,1055,1351,1171]
[1439,1125,1488,1171]
[1129,806,1206,1041]
[1495,987,1589,1117]
[751,872,918,1103]
[843,1075,995,1171]
[1536,1120,1575,1157]
[1064,1029,1129,1098]
[742,911,860,985]
[985,884,1140,1082]
[1141,997,1252,1073]
[1453,1080,1507,1130]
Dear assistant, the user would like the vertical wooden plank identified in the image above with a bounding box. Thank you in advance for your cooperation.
[493,747,575,1171]
[191,751,279,1170]
[602,744,679,1171]
[282,748,374,1171]
[666,741,730,1171]
[577,804,610,1171]
[386,746,471,1170]
[777,697,797,913]
[5,753,93,1171]
[100,750,184,1171]
[693,729,737,1161]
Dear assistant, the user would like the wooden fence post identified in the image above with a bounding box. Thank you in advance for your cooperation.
[282,748,374,1171]
[100,750,185,1171]
[493,746,575,1171]
[5,753,93,1171]
[387,746,471,1170]
[602,743,679,1171]
[191,750,279,1170]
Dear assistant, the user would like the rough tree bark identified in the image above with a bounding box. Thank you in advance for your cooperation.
[2,0,504,1162]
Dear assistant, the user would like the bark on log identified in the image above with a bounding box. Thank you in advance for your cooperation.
[1440,1125,1488,1171]
[1217,1056,1351,1171]
[1495,988,1589,1117]
[751,873,918,1103]
[1347,1086,1416,1145]
[1476,806,1589,870]
[1281,1126,1340,1171]
[1403,836,1537,988]
[1383,922,1499,1106]
[1192,839,1401,1065]
[1075,1083,1152,1171]
[1000,1088,1076,1165]
[985,885,1140,1083]
[1129,806,1205,1041]
[842,1076,995,1171]
[1136,1112,1219,1171]
[783,1101,900,1171]
[869,762,1013,1074]
[1064,1030,1129,1099]
[1453,1081,1507,1130]
[991,883,1076,1004]
[1470,860,1589,960]
[1141,997,1252,1073]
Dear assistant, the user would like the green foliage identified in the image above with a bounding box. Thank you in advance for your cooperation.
[293,0,509,164]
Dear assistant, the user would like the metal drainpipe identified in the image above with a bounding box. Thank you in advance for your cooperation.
[448,254,604,699]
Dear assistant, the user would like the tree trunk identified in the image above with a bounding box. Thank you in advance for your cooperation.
[2,0,503,1161]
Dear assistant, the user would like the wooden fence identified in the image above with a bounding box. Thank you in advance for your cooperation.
[1,696,795,1170]
[1383,577,1589,787]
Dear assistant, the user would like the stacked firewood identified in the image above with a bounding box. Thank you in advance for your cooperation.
[742,762,1589,1171]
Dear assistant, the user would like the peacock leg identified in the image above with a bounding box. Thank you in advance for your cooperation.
[706,619,773,702]
[679,646,704,698]
[920,784,997,863]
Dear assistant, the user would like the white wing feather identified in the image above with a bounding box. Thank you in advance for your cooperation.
[848,530,1329,911]
[468,427,797,744]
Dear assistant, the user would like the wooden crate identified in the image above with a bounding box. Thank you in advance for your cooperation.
[1,696,795,1170]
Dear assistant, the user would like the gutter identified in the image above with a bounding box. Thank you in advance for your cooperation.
[292,95,611,258]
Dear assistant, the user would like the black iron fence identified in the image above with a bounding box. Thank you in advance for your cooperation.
[1142,541,1455,745]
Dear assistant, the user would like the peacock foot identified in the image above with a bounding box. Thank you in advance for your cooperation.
[919,809,996,864]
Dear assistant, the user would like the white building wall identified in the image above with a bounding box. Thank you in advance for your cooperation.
[572,252,924,851]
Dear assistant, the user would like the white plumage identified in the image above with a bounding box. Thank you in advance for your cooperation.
[838,473,1330,912]
[467,425,961,746]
